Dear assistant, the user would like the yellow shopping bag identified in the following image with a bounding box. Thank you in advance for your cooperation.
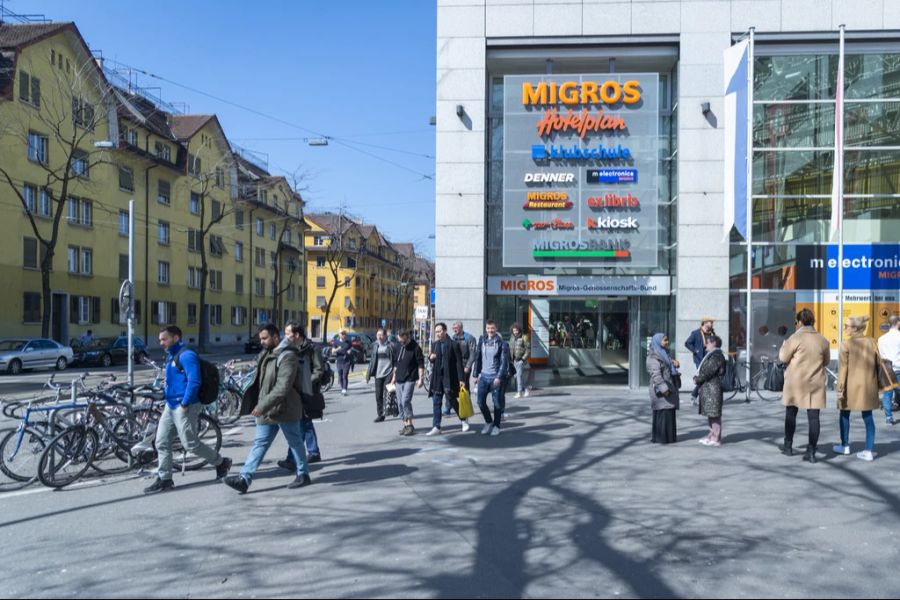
[457,387,474,420]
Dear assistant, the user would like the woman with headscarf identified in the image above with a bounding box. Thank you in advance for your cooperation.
[694,334,727,446]
[647,333,680,444]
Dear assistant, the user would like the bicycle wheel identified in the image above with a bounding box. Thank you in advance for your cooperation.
[321,371,334,393]
[214,389,242,425]
[0,426,47,484]
[90,416,143,475]
[754,371,783,402]
[38,426,98,488]
[172,413,222,472]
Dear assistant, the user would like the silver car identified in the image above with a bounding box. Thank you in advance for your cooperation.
[0,338,74,375]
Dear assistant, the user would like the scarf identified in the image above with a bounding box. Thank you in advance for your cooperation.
[650,333,676,374]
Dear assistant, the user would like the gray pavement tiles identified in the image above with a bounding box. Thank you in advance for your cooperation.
[2,381,900,598]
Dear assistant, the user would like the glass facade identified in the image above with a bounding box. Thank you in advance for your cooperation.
[730,44,900,357]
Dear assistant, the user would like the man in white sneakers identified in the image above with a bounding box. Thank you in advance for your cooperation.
[426,323,467,436]
[472,320,511,436]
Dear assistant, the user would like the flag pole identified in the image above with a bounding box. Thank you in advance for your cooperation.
[745,27,755,403]
[836,25,846,348]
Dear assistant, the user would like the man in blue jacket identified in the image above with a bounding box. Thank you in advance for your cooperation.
[472,320,511,436]
[685,317,716,402]
[144,325,232,494]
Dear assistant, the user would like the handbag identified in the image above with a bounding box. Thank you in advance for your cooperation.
[877,358,900,393]
[457,387,475,420]
[671,372,682,391]
[764,361,786,392]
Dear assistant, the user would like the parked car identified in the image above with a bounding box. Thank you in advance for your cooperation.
[71,336,149,368]
[0,338,74,375]
[244,334,262,354]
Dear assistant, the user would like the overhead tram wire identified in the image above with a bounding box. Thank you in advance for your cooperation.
[107,62,434,181]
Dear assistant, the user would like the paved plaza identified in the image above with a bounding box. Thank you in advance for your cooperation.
[3,377,900,598]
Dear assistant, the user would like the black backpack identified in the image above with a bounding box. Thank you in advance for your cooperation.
[173,347,220,405]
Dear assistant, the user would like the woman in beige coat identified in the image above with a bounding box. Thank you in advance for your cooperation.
[778,308,831,463]
[834,315,881,461]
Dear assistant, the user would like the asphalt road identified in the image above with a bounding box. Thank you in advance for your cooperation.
[2,381,900,598]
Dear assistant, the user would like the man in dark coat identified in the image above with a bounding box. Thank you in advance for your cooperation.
[426,322,466,436]
[685,317,716,401]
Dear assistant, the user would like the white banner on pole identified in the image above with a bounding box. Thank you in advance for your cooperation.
[723,38,751,242]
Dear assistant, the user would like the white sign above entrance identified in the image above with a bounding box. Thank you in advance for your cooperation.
[414,305,430,321]
[488,276,671,296]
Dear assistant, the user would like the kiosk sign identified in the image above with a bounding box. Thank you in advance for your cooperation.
[503,74,660,269]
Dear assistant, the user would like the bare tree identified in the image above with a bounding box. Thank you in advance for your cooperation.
[270,168,312,323]
[185,157,234,351]
[387,247,421,332]
[317,212,363,343]
[0,53,115,339]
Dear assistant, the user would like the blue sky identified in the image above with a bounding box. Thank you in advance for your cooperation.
[14,0,437,258]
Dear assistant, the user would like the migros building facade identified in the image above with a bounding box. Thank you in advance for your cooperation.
[435,0,900,388]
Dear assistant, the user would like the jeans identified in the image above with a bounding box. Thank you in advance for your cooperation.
[431,391,459,429]
[282,416,320,463]
[840,410,875,451]
[881,372,899,421]
[785,407,820,450]
[242,421,310,483]
[398,381,416,421]
[514,361,528,394]
[476,374,504,428]
[155,403,223,481]
[337,360,351,391]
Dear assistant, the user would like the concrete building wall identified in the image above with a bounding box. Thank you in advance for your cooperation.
[436,0,890,379]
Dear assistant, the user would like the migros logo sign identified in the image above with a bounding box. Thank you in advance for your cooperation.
[499,278,556,292]
[522,80,642,107]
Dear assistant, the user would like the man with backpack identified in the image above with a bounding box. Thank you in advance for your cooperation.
[472,320,512,436]
[225,323,312,494]
[277,322,325,472]
[144,325,232,494]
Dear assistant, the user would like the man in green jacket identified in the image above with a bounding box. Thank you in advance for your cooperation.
[225,323,311,494]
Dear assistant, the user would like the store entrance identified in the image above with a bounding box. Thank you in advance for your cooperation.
[539,298,631,384]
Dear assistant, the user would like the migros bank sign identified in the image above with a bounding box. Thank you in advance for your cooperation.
[521,80,642,107]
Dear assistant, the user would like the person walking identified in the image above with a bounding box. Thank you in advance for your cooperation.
[331,329,353,395]
[685,318,716,403]
[693,335,727,446]
[277,322,325,472]
[426,323,467,436]
[452,321,477,385]
[367,329,396,423]
[648,333,680,444]
[144,325,232,494]
[225,324,311,494]
[834,316,881,462]
[510,323,530,399]
[778,309,831,463]
[877,315,900,426]
[472,320,511,436]
[391,330,425,436]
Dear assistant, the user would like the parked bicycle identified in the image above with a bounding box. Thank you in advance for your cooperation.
[724,354,783,403]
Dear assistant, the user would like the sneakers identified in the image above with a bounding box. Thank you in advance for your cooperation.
[833,444,851,455]
[224,475,250,494]
[514,393,521,399]
[215,457,233,480]
[374,415,386,423]
[856,450,875,462]
[277,459,296,472]
[287,474,312,489]
[461,420,470,433]
[481,424,493,435]
[490,426,501,436]
[426,427,442,436]
[887,418,895,426]
[699,438,712,446]
[143,477,174,494]
[341,389,347,396]
[400,425,415,436]
[523,389,530,398]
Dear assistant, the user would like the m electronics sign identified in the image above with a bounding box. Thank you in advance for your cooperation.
[502,74,660,269]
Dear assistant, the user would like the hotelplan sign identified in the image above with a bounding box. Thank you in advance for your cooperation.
[503,74,660,269]
[487,276,671,296]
